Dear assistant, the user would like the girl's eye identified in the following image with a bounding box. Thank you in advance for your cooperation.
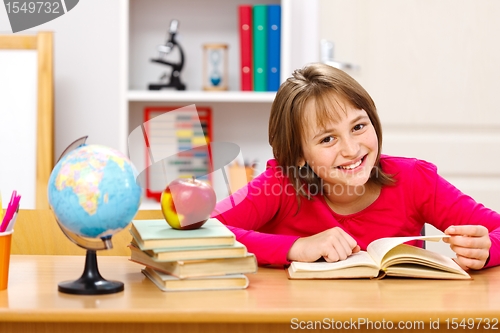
[321,136,335,144]
[353,124,365,132]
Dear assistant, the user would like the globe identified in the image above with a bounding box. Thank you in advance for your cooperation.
[47,141,142,295]
[48,144,142,239]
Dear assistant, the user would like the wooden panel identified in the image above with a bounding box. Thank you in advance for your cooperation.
[11,209,164,256]
[36,32,54,209]
[0,323,296,333]
[0,35,37,49]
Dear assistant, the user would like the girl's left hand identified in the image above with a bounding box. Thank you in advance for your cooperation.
[443,225,491,270]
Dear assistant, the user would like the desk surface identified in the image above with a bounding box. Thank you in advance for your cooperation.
[1,255,500,332]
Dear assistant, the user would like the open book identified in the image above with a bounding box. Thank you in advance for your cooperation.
[287,235,471,280]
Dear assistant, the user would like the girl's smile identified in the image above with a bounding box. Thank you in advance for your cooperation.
[335,155,366,171]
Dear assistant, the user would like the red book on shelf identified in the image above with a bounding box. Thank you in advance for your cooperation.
[239,5,253,91]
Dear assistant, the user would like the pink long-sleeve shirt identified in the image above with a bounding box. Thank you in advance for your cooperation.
[212,156,500,267]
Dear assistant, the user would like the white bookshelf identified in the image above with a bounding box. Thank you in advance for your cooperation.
[123,0,319,209]
[127,90,276,103]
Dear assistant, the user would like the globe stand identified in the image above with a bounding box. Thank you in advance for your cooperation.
[50,136,139,296]
[58,250,124,295]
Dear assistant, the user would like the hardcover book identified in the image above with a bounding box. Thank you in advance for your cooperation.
[132,238,248,262]
[142,267,249,292]
[287,235,471,280]
[129,218,235,250]
[129,243,258,279]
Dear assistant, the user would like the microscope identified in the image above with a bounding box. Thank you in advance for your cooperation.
[148,19,186,90]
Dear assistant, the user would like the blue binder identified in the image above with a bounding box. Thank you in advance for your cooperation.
[267,4,281,92]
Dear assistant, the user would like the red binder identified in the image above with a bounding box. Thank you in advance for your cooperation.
[239,5,253,91]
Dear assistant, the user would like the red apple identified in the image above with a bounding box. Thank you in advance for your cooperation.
[160,177,216,230]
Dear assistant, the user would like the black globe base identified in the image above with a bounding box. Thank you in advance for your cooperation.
[58,250,124,295]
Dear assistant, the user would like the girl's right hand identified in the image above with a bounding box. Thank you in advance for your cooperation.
[287,227,360,263]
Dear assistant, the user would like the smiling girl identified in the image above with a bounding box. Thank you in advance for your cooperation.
[212,63,500,270]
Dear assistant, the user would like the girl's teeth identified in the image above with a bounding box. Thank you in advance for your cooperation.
[340,159,362,170]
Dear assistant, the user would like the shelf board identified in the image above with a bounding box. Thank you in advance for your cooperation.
[127,90,276,103]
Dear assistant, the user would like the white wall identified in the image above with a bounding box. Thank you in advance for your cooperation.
[0,0,125,158]
[319,0,500,202]
[319,0,500,256]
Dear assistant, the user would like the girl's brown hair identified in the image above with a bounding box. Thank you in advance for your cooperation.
[268,62,394,198]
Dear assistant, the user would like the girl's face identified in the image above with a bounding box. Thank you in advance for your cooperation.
[299,97,379,191]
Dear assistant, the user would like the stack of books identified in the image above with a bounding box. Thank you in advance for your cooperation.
[128,218,257,292]
[238,4,281,92]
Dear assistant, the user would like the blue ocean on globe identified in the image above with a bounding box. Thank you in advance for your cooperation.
[47,144,142,239]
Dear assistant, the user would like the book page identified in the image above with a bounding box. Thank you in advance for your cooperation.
[367,235,449,266]
[381,244,469,277]
[385,265,470,279]
[290,251,378,272]
[381,244,460,271]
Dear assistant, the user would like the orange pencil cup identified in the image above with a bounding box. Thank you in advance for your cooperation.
[0,230,13,290]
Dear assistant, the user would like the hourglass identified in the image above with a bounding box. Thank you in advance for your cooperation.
[203,44,228,90]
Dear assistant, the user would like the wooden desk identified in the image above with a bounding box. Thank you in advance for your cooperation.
[1,255,500,333]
